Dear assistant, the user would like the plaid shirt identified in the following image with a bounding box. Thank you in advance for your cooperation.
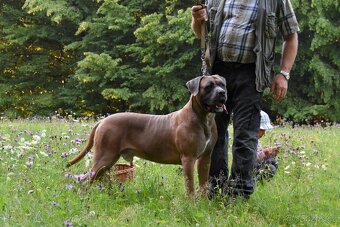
[218,0,300,63]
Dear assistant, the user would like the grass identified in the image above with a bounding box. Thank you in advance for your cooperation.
[0,117,339,226]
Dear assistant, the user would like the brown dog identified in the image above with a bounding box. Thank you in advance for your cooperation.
[67,75,227,197]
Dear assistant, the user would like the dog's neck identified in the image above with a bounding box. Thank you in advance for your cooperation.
[190,95,214,121]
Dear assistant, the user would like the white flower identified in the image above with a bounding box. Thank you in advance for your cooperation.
[31,140,38,145]
[284,165,290,170]
[69,148,79,154]
[85,159,91,168]
[3,145,13,151]
[18,145,33,151]
[33,135,41,141]
[89,211,96,217]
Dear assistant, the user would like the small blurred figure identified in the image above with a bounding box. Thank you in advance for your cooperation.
[255,111,280,181]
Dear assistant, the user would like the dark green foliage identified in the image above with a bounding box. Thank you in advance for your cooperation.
[267,0,340,123]
[0,0,339,122]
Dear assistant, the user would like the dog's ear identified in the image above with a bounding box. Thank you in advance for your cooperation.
[186,76,203,96]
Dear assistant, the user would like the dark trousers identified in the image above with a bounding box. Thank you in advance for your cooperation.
[209,61,262,197]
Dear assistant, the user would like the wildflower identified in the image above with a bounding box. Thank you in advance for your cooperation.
[89,171,95,177]
[45,144,51,150]
[69,148,78,154]
[313,150,320,155]
[51,201,59,207]
[26,161,33,168]
[305,162,312,167]
[28,156,34,161]
[33,135,41,142]
[65,184,74,190]
[274,141,282,147]
[64,172,72,178]
[61,152,69,158]
[75,138,83,146]
[89,211,96,217]
[74,174,87,182]
[64,220,73,227]
[97,183,105,190]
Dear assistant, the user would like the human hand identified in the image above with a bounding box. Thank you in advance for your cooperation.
[191,5,207,22]
[270,74,288,102]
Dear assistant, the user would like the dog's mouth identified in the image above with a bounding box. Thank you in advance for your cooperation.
[205,102,227,113]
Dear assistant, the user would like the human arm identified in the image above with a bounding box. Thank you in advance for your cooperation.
[271,32,298,102]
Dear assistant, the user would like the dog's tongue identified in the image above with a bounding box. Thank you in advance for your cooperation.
[214,103,228,113]
[223,104,228,113]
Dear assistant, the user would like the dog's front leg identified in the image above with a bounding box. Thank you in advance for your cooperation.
[181,156,196,197]
[197,153,211,199]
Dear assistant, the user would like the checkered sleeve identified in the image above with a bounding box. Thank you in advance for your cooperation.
[279,0,300,37]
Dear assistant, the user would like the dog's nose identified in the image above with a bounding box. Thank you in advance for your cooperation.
[219,90,226,96]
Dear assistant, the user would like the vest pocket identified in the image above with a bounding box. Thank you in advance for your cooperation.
[209,7,217,32]
[265,13,278,38]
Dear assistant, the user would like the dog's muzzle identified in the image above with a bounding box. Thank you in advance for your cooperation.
[205,89,227,113]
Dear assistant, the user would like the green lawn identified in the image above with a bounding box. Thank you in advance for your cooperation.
[0,118,339,226]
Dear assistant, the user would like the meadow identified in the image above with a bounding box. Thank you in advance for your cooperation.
[0,117,339,226]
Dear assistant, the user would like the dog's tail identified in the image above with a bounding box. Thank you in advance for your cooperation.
[66,122,100,168]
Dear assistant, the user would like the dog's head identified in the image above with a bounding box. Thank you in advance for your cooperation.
[186,75,227,113]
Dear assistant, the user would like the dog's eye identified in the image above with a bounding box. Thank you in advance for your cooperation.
[204,82,214,92]
[216,81,226,88]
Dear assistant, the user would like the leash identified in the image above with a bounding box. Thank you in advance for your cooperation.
[196,1,209,76]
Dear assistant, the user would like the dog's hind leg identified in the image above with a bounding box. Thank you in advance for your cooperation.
[89,151,120,182]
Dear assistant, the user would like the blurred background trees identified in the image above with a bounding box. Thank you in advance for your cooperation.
[0,0,339,123]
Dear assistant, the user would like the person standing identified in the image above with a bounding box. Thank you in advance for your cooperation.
[191,0,299,199]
